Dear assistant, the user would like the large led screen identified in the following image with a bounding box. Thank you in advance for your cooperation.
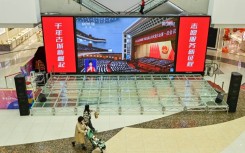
[176,16,210,72]
[75,17,179,73]
[42,17,76,73]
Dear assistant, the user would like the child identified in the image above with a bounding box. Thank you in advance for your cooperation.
[84,126,106,153]
[83,104,97,132]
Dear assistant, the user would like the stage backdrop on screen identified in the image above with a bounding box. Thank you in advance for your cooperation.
[42,17,76,73]
[75,17,179,74]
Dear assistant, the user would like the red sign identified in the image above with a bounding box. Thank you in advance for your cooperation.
[176,17,210,72]
[134,27,177,45]
[42,17,76,73]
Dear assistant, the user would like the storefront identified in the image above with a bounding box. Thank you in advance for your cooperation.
[221,28,245,56]
[0,27,41,52]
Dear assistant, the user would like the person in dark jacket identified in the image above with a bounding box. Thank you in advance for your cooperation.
[139,0,145,14]
[83,104,96,132]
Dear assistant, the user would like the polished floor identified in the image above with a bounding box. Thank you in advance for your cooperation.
[106,117,245,153]
[0,90,245,152]
[1,35,245,152]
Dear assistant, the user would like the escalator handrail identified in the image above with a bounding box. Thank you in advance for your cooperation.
[123,0,155,13]
[74,0,118,14]
[123,1,143,12]
[73,0,100,14]
[144,0,169,14]
[131,0,155,13]
[125,0,169,14]
[91,0,119,14]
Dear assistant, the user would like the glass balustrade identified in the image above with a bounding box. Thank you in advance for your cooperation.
[31,74,228,116]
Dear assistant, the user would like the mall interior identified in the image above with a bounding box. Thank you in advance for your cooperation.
[1,0,245,153]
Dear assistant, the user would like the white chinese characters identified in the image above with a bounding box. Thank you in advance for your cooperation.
[162,20,176,27]
[135,29,176,43]
[55,23,65,68]
[187,23,198,67]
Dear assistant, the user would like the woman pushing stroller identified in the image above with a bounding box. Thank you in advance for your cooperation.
[72,115,106,153]
[72,116,87,150]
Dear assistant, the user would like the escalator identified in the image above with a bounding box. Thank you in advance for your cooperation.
[74,0,119,15]
[123,0,184,15]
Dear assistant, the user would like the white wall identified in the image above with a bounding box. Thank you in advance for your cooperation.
[208,0,245,25]
[40,0,93,15]
[0,0,41,24]
[170,0,209,14]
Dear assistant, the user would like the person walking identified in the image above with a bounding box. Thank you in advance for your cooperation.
[139,0,145,14]
[83,104,96,132]
[60,81,68,107]
[72,116,87,150]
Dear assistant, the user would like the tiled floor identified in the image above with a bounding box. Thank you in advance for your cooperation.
[1,40,245,152]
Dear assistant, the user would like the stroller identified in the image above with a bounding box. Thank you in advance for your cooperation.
[86,128,106,152]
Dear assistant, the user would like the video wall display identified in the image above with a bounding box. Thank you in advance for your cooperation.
[76,17,178,73]
[42,16,211,74]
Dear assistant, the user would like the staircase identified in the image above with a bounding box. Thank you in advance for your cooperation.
[74,0,119,15]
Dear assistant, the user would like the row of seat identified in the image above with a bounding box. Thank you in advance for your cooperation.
[138,57,173,67]
[97,59,111,72]
[78,59,140,73]
[110,61,140,72]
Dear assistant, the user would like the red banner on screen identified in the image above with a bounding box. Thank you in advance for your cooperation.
[176,17,210,72]
[42,17,76,73]
[134,27,177,45]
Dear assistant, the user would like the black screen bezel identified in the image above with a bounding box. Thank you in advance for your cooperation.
[41,15,211,75]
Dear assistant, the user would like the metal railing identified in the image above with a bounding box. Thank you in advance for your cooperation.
[204,60,219,77]
[123,0,169,15]
[74,0,119,15]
